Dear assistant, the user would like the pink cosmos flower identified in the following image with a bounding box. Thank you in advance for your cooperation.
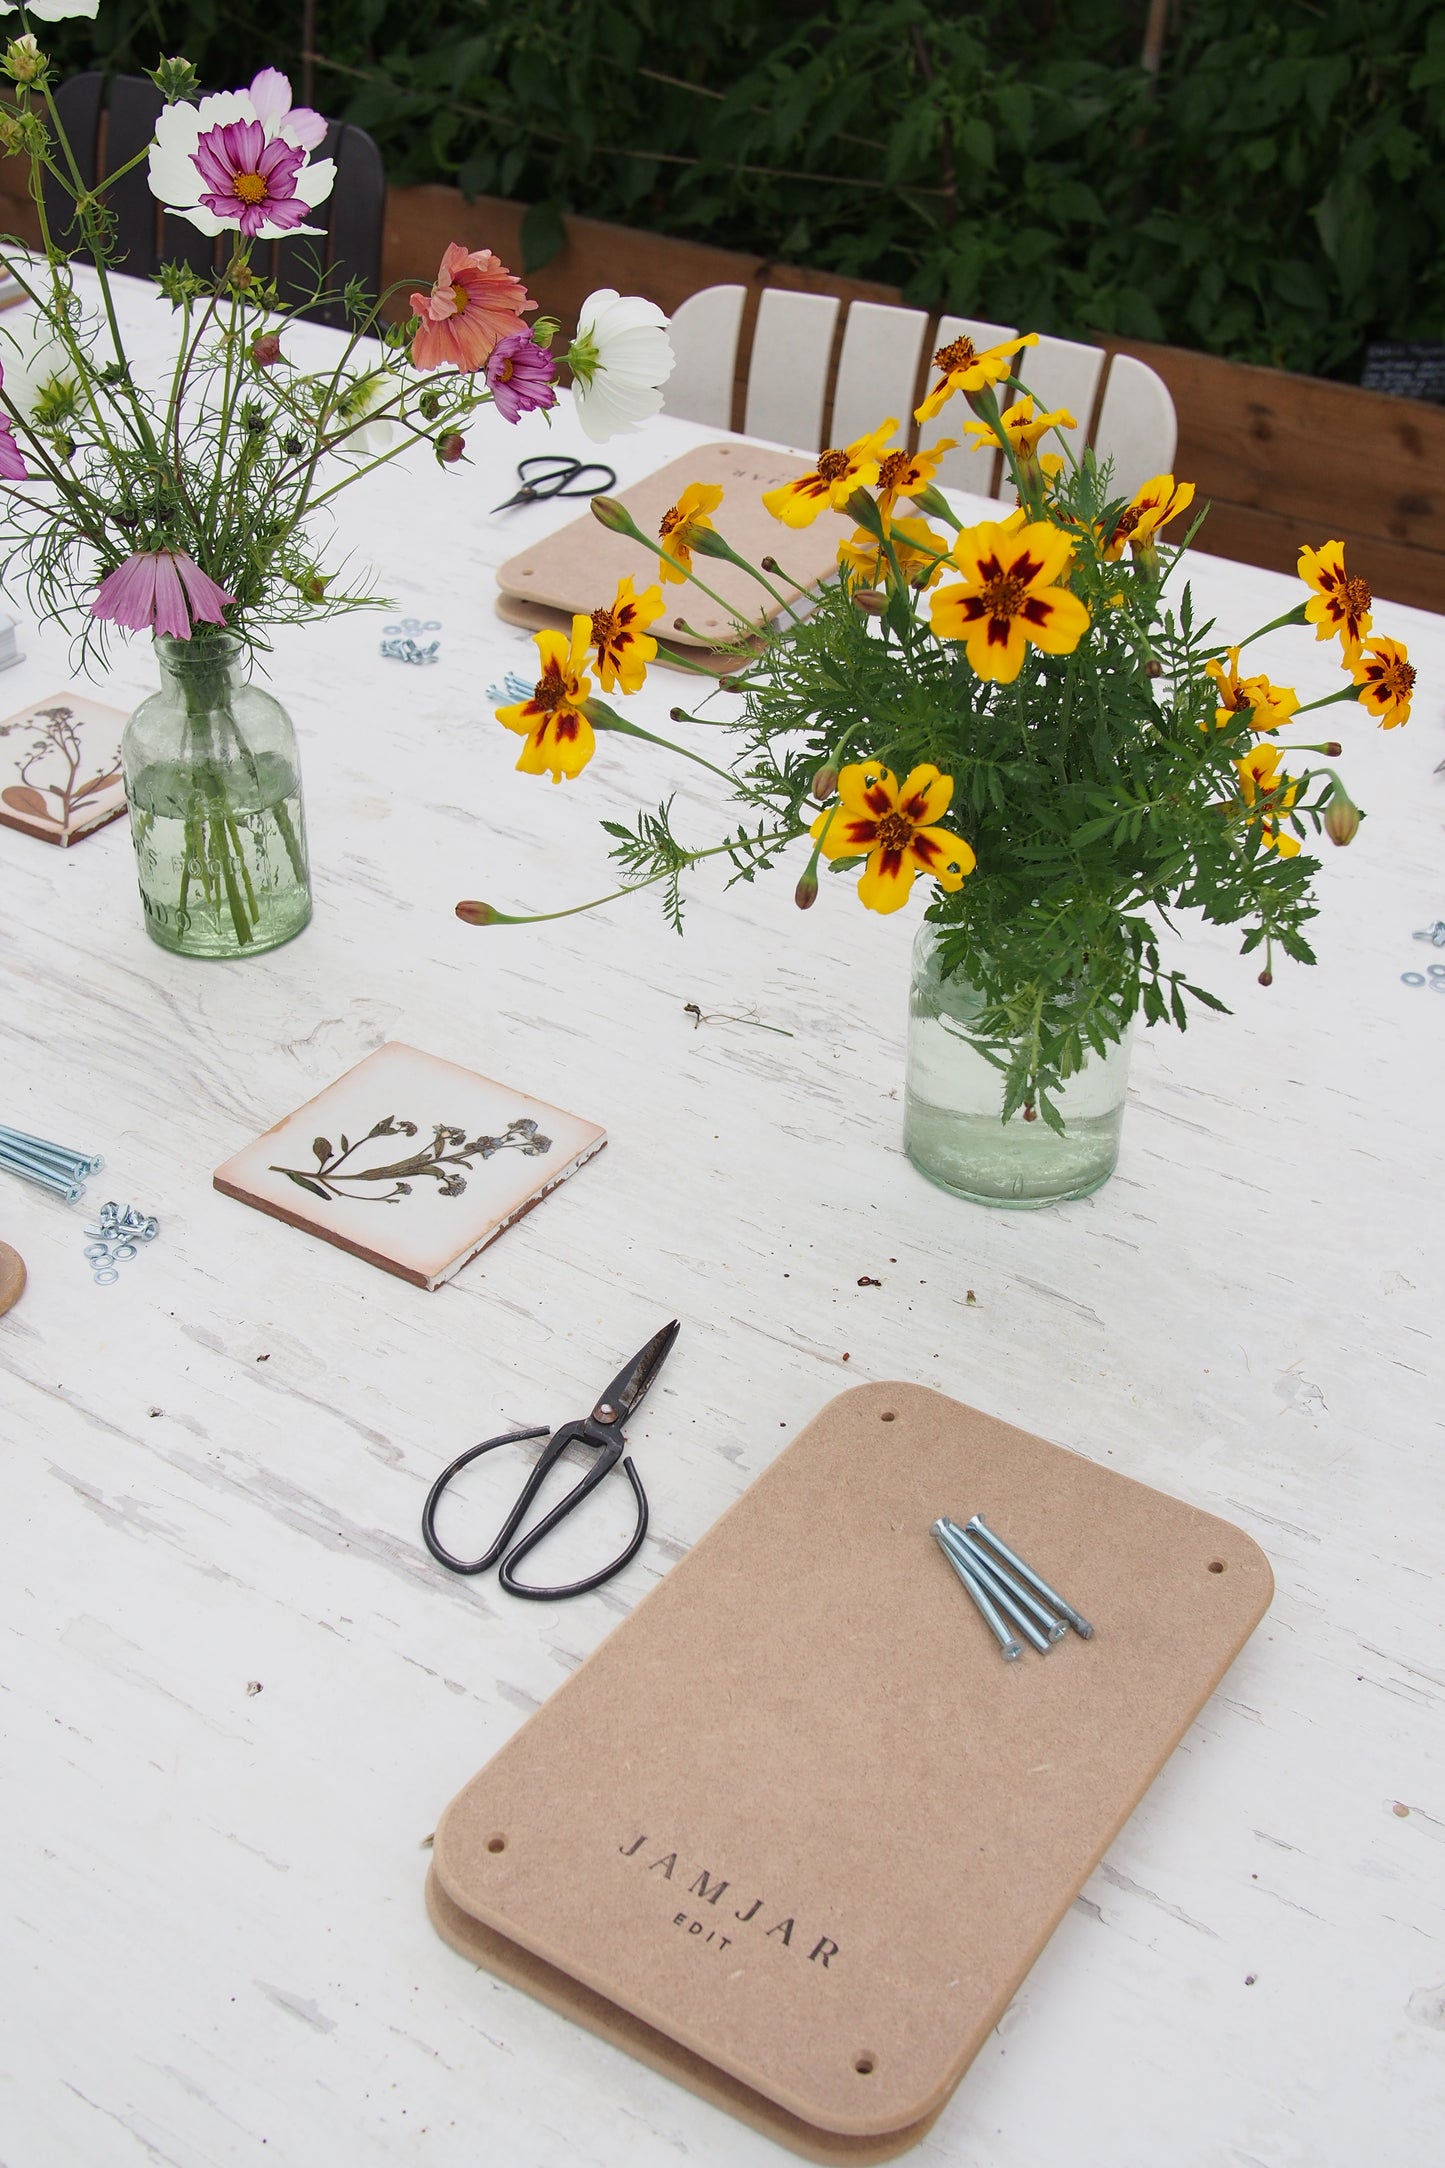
[90,551,236,641]
[485,330,558,423]
[192,118,310,239]
[0,366,27,482]
[247,68,327,153]
[409,244,535,373]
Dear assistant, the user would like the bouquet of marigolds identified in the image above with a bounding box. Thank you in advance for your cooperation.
[460,326,1416,1127]
[0,17,670,955]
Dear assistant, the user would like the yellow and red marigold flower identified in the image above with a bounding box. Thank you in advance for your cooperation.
[930,518,1090,684]
[588,574,664,693]
[963,394,1075,477]
[1100,474,1196,561]
[1298,539,1372,656]
[837,513,951,592]
[762,420,895,528]
[657,480,723,583]
[874,435,957,514]
[1234,743,1300,856]
[1350,635,1414,727]
[811,763,975,915]
[915,332,1038,424]
[496,619,594,783]
[1205,646,1300,734]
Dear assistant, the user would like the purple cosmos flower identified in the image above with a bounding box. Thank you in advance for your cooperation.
[485,331,558,424]
[90,552,237,641]
[0,367,27,483]
[192,119,309,239]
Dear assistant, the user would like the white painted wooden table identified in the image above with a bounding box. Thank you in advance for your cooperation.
[2,275,1443,2168]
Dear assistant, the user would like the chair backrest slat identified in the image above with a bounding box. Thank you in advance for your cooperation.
[662,284,746,429]
[828,300,928,453]
[1016,332,1105,464]
[101,74,165,273]
[742,288,840,452]
[1091,352,1178,501]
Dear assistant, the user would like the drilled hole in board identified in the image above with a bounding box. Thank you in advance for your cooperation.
[1207,1560,1226,1574]
[487,1834,508,1853]
[879,1411,896,1423]
[854,2054,876,2077]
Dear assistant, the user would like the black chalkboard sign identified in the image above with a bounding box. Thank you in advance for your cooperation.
[1360,342,1445,406]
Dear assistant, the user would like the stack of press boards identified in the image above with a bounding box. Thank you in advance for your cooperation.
[494,441,858,671]
[428,1383,1271,2159]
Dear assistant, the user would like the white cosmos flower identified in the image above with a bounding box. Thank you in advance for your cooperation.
[0,2,99,19]
[566,289,674,443]
[148,76,335,240]
[335,368,400,454]
[0,307,79,424]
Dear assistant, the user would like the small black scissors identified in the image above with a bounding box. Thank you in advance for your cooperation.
[491,454,618,514]
[421,1321,680,1600]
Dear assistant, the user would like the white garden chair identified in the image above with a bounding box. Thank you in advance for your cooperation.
[663,284,1176,504]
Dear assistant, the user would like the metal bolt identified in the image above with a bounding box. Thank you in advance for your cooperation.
[940,1520,1068,1644]
[0,1143,83,1201]
[1411,922,1445,947]
[0,1125,102,1175]
[595,1402,618,1425]
[937,1524,1054,1654]
[932,1520,1022,1658]
[965,1514,1095,1639]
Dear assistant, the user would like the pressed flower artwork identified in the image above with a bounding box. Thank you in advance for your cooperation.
[214,1043,606,1290]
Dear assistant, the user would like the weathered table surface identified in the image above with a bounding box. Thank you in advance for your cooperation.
[2,273,1442,2168]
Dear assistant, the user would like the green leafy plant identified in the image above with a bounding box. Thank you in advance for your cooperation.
[46,0,1445,380]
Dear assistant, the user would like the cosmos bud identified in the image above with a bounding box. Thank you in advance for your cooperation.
[251,332,282,368]
[437,432,466,464]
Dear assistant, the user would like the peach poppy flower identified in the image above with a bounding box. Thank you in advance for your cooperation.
[409,244,535,373]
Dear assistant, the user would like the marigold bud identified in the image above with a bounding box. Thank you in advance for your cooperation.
[251,332,282,368]
[794,869,818,910]
[437,432,466,464]
[852,589,886,616]
[1257,969,1273,987]
[760,556,780,574]
[1145,659,1164,679]
[455,900,496,926]
[589,494,631,534]
[1322,741,1342,758]
[843,487,885,537]
[1022,1104,1038,1123]
[1323,791,1361,847]
[812,764,838,802]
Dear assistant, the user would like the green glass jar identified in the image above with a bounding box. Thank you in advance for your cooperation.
[904,924,1133,1207]
[122,635,311,959]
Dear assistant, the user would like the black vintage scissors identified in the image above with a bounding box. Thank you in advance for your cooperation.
[421,1321,680,1600]
[491,453,618,514]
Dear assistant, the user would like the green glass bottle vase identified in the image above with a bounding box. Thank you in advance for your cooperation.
[122,634,311,959]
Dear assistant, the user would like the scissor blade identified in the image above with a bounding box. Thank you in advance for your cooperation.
[592,1321,681,1428]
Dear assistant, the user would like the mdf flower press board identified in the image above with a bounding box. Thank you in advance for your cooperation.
[494,440,856,664]
[428,1382,1273,2158]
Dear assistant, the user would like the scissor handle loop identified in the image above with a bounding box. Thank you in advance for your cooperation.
[421,1425,550,1575]
[420,1419,649,1599]
[501,1451,649,1601]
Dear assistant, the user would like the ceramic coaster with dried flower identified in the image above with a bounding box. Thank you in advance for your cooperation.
[213,1042,606,1289]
